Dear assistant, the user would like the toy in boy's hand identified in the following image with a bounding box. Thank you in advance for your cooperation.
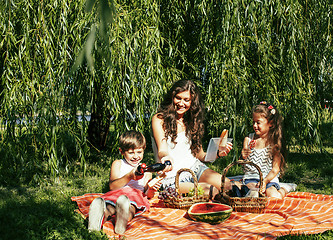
[136,161,172,176]
[145,161,171,172]
[135,163,147,176]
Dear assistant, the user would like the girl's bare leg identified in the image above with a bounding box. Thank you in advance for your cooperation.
[278,188,286,198]
[266,186,285,199]
[279,188,288,197]
[198,168,232,191]
[246,182,257,190]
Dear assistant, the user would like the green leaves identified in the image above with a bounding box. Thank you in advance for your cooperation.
[0,0,331,183]
[192,0,331,150]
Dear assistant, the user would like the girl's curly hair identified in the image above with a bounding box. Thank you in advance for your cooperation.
[253,102,286,174]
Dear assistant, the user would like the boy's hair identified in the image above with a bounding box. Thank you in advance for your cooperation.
[119,130,146,151]
[253,101,286,174]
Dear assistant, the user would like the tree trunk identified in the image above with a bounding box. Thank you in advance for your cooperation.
[87,110,111,150]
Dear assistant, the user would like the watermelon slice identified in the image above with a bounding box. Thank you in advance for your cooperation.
[188,202,232,224]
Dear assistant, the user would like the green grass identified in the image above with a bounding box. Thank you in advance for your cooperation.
[0,162,111,240]
[0,139,332,239]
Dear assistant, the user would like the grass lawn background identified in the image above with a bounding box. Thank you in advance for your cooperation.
[0,120,332,239]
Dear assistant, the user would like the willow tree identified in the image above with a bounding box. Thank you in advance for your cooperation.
[75,0,179,151]
[0,0,331,183]
[0,0,95,181]
[0,0,177,181]
[158,0,332,151]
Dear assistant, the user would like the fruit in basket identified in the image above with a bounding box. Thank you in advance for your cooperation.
[188,202,232,224]
[158,187,180,200]
[188,185,204,197]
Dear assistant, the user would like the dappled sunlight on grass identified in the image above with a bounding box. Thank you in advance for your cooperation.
[1,122,332,239]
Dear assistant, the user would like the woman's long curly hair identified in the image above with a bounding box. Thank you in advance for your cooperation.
[157,80,205,156]
[253,102,287,174]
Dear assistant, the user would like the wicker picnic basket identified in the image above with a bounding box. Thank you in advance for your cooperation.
[216,160,268,214]
[163,168,210,209]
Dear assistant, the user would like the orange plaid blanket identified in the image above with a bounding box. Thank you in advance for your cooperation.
[71,192,333,239]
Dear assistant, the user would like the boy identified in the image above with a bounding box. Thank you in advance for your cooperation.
[88,130,162,234]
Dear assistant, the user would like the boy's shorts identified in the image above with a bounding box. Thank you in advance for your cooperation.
[243,178,281,190]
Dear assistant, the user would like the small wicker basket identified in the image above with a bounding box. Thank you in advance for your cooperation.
[216,160,268,214]
[163,168,210,209]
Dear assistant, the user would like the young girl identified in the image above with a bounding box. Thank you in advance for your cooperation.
[88,130,162,234]
[241,101,288,198]
[152,80,233,197]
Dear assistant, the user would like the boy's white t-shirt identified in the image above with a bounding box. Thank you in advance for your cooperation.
[119,159,145,192]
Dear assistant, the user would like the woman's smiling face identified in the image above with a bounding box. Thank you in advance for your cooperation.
[173,90,191,117]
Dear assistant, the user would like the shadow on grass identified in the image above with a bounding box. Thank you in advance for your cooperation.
[0,134,331,240]
[282,150,333,193]
[0,186,108,240]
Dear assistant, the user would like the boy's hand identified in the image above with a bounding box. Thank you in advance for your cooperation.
[148,173,166,189]
[132,167,144,180]
[149,179,163,191]
[146,174,164,199]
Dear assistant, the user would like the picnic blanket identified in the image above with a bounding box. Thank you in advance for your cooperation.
[71,192,333,239]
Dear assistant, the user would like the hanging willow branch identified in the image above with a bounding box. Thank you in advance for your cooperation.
[0,0,331,184]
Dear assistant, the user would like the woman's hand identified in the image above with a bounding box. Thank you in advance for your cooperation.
[217,142,233,157]
[160,156,173,173]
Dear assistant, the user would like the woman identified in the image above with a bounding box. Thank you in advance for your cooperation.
[152,80,233,196]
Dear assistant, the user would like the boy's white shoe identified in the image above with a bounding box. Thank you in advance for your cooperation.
[115,195,130,235]
[280,183,297,193]
[88,197,106,231]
